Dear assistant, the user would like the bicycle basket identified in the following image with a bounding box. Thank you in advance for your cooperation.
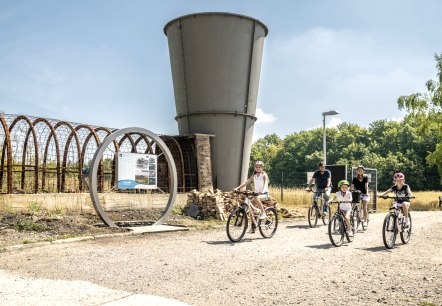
[351,191,361,203]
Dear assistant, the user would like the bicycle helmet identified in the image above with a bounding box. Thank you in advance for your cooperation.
[338,180,350,188]
[356,165,365,170]
[393,172,405,180]
[254,160,264,167]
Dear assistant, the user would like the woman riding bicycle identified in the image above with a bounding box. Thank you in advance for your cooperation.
[378,172,413,228]
[328,180,354,237]
[234,160,269,220]
[305,161,332,215]
[350,165,370,227]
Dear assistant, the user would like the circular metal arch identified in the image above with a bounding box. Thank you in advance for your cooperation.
[88,127,178,227]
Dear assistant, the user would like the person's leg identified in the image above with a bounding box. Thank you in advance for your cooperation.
[323,189,331,213]
[253,197,266,219]
[402,202,410,226]
[344,210,352,232]
[362,199,369,223]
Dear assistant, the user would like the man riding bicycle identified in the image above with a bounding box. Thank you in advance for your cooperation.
[305,161,332,215]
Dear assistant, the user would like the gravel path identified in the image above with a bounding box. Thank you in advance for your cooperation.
[1,211,442,305]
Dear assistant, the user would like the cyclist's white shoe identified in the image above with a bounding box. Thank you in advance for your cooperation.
[363,221,368,227]
[258,212,267,220]
[347,230,354,237]
[404,220,410,228]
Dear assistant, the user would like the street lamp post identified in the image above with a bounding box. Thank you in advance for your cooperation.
[322,110,339,165]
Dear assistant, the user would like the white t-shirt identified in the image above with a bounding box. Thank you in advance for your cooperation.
[336,190,352,211]
[253,172,269,194]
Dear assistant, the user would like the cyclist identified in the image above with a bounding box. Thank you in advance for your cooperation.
[378,172,413,228]
[350,165,370,227]
[328,180,353,237]
[235,160,270,219]
[305,161,332,216]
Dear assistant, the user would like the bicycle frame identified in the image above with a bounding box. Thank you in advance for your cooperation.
[380,195,414,249]
[226,191,278,242]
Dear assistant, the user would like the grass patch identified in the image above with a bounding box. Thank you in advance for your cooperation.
[171,205,185,215]
[11,216,48,232]
[269,187,441,212]
[419,301,436,306]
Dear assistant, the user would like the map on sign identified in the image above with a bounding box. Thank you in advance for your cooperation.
[117,152,157,189]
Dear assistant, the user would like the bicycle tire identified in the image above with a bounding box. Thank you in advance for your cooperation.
[345,212,355,242]
[308,204,318,228]
[382,212,397,249]
[321,203,331,225]
[226,208,248,242]
[258,207,278,238]
[328,215,344,247]
[400,212,412,244]
[352,206,361,233]
[361,209,368,231]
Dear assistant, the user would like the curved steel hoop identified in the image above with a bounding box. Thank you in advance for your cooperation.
[88,127,177,227]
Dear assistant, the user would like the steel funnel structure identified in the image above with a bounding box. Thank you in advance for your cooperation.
[164,12,268,190]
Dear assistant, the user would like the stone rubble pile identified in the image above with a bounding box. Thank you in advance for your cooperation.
[184,189,300,221]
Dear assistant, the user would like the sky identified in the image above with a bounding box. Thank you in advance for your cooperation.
[1,0,441,141]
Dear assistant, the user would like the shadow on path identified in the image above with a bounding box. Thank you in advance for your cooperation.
[356,245,392,252]
[305,243,336,249]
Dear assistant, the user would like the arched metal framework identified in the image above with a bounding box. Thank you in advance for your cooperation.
[0,113,198,194]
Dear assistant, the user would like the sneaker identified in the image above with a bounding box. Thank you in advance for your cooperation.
[363,221,368,227]
[403,220,410,228]
[347,230,354,237]
[258,212,267,220]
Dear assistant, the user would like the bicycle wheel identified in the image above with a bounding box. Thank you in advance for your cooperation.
[361,207,368,231]
[400,212,412,244]
[328,215,344,247]
[321,202,331,225]
[382,212,397,249]
[352,206,361,233]
[308,204,318,228]
[258,207,278,238]
[226,208,248,242]
[343,211,356,242]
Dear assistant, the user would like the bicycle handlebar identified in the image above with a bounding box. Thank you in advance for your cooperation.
[305,189,327,193]
[377,195,416,199]
[328,201,352,204]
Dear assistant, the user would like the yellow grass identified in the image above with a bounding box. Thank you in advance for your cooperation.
[269,187,442,212]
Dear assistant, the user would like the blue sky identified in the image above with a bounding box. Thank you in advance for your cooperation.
[1,0,441,140]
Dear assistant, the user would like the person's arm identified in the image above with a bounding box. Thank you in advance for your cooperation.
[235,176,253,190]
[407,185,413,197]
[306,176,315,190]
[325,176,331,191]
[350,183,355,191]
[328,195,337,203]
[379,188,392,197]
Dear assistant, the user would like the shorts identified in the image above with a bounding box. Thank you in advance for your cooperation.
[257,192,270,201]
[394,201,410,208]
[361,194,370,202]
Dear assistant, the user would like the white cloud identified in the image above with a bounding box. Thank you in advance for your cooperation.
[255,108,276,123]
[327,117,342,128]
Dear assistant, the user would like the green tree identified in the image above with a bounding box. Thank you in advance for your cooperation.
[397,52,442,183]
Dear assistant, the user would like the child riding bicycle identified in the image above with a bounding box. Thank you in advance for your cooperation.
[234,160,269,220]
[328,180,354,237]
[378,172,413,228]
[305,161,332,216]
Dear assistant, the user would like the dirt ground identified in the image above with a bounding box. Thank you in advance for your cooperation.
[0,210,441,305]
[0,210,222,248]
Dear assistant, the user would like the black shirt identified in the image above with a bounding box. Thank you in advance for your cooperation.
[313,169,331,188]
[352,175,368,194]
[391,184,411,202]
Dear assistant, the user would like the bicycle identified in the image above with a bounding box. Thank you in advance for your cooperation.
[226,190,278,242]
[350,190,368,232]
[306,189,331,228]
[328,200,355,247]
[379,195,415,249]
